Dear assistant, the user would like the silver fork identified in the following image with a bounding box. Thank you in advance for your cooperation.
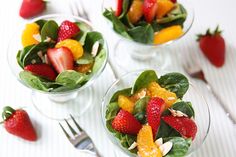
[69,0,119,80]
[59,115,102,156]
[183,60,236,124]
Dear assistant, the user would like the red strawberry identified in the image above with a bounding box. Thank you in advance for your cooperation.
[162,115,197,140]
[197,26,226,67]
[57,20,80,42]
[143,0,158,23]
[47,47,74,73]
[146,97,165,137]
[24,63,57,80]
[112,109,142,135]
[115,0,123,16]
[19,0,46,19]
[1,106,37,141]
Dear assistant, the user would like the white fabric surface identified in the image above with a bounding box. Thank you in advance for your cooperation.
[0,0,236,157]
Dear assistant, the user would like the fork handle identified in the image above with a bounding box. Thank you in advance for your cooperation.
[205,83,236,124]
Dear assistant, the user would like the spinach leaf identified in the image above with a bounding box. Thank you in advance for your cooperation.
[110,88,132,103]
[164,137,191,157]
[105,102,120,121]
[120,15,134,28]
[19,71,49,92]
[22,42,55,67]
[35,19,47,31]
[103,9,131,39]
[92,48,106,73]
[41,20,58,41]
[128,24,154,44]
[158,72,189,98]
[156,119,181,139]
[132,70,158,94]
[17,45,35,68]
[84,31,104,53]
[133,96,150,123]
[118,0,131,19]
[55,70,88,89]
[151,21,166,32]
[74,22,91,45]
[17,50,23,68]
[162,101,195,118]
[76,52,94,65]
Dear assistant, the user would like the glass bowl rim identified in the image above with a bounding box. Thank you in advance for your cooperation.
[101,69,211,156]
[7,13,109,95]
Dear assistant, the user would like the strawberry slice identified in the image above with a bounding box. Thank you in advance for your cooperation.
[143,0,158,23]
[24,63,57,80]
[112,109,142,135]
[57,20,80,42]
[115,0,123,16]
[146,97,165,137]
[47,47,74,73]
[162,115,197,140]
[19,0,46,19]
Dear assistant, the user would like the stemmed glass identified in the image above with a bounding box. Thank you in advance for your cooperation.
[102,0,194,71]
[7,14,108,120]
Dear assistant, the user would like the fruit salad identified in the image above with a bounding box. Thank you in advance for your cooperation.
[103,0,187,44]
[17,19,107,92]
[105,70,197,156]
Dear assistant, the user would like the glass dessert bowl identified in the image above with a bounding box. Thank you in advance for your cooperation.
[7,14,108,120]
[101,69,210,157]
[102,0,194,71]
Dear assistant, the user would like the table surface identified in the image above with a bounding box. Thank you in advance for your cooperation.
[0,0,236,157]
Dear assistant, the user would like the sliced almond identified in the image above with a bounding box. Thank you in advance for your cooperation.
[44,37,52,42]
[91,41,100,57]
[37,51,46,63]
[167,97,176,101]
[159,141,173,156]
[33,34,41,42]
[155,138,163,147]
[128,142,137,150]
[168,108,188,117]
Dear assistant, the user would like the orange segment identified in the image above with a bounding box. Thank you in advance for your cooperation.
[156,0,175,19]
[153,25,183,45]
[56,39,84,60]
[118,95,135,113]
[137,125,162,157]
[74,63,93,73]
[148,82,177,108]
[127,0,143,24]
[21,23,40,47]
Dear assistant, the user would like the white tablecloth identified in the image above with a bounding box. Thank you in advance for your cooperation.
[0,0,236,157]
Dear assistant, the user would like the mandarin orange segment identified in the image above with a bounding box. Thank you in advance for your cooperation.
[55,39,84,60]
[74,63,93,73]
[153,25,183,45]
[21,23,40,47]
[118,95,135,113]
[156,0,175,19]
[148,82,177,108]
[127,0,143,24]
[137,125,162,157]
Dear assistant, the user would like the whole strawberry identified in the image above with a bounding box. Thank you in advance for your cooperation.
[197,26,226,67]
[57,20,80,42]
[1,106,37,141]
[112,109,142,135]
[146,97,165,137]
[19,0,46,19]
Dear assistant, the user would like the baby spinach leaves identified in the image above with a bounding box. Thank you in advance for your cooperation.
[92,48,107,73]
[156,119,181,139]
[110,88,132,103]
[17,45,34,68]
[74,22,91,45]
[84,31,104,53]
[41,20,59,41]
[76,52,94,65]
[132,70,158,94]
[133,96,150,124]
[164,137,191,157]
[158,72,189,98]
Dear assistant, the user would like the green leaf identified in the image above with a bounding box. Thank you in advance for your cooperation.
[110,88,132,103]
[132,70,158,94]
[118,0,131,19]
[74,22,91,45]
[41,20,58,41]
[92,48,106,73]
[55,70,88,89]
[17,45,35,68]
[128,24,154,44]
[105,102,120,121]
[156,119,181,139]
[17,50,24,68]
[133,96,150,123]
[158,72,189,98]
[164,137,191,157]
[103,9,131,39]
[162,101,195,118]
[35,19,47,31]
[19,71,49,92]
[22,42,55,67]
[84,31,104,53]
[76,52,94,65]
